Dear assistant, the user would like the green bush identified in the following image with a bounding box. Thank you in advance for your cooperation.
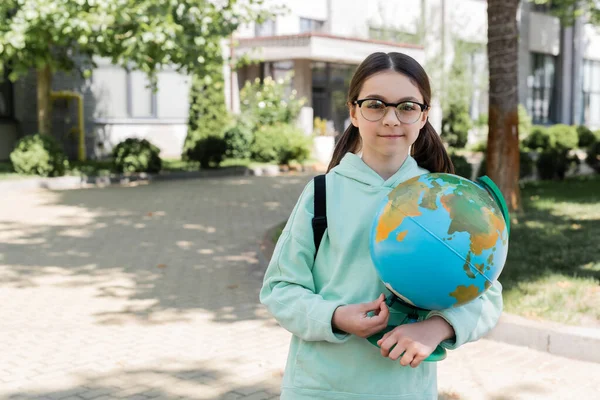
[224,120,254,160]
[537,149,569,180]
[187,135,228,169]
[518,104,532,140]
[280,126,313,164]
[478,150,534,179]
[520,151,535,178]
[240,74,306,129]
[10,134,68,177]
[112,138,162,173]
[587,141,600,173]
[547,124,579,150]
[183,44,230,158]
[441,102,471,149]
[449,152,472,178]
[251,124,312,164]
[523,125,550,150]
[577,125,600,148]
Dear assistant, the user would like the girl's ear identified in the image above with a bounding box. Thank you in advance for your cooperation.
[419,109,429,130]
[349,102,359,127]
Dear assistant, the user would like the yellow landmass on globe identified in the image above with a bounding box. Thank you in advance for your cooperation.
[375,179,430,243]
[396,230,408,242]
[450,284,481,306]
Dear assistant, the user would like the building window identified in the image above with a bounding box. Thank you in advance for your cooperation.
[300,18,325,33]
[127,71,157,118]
[0,70,13,119]
[255,19,276,37]
[311,62,355,134]
[527,52,557,124]
[582,59,600,127]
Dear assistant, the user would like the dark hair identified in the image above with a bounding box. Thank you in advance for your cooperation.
[327,52,454,174]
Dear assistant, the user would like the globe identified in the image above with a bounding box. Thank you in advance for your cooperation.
[369,173,509,312]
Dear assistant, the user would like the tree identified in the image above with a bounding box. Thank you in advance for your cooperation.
[0,0,274,136]
[486,0,521,212]
[184,43,228,158]
[532,0,600,25]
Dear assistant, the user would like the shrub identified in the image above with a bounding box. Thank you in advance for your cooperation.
[186,135,228,169]
[183,45,229,158]
[577,125,600,148]
[10,134,68,177]
[449,152,472,179]
[547,124,579,151]
[518,104,532,140]
[224,120,254,160]
[441,102,471,149]
[280,126,313,164]
[587,141,600,173]
[112,138,162,173]
[478,150,534,179]
[522,125,550,150]
[251,124,312,164]
[240,74,306,129]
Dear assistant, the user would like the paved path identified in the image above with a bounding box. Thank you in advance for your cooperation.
[1,174,599,400]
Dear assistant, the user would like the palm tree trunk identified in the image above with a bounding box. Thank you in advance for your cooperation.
[487,0,521,213]
[37,65,52,135]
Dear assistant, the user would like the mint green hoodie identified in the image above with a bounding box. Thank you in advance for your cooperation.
[260,152,503,399]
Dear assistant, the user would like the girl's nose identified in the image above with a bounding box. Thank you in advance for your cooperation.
[382,107,400,126]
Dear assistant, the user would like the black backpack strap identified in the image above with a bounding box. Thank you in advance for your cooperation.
[312,174,327,256]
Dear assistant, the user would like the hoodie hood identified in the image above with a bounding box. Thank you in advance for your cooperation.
[331,152,428,188]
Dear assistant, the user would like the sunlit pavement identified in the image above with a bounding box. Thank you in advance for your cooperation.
[1,175,599,400]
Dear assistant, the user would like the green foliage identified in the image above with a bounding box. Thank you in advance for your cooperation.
[547,124,579,150]
[518,104,532,140]
[576,125,600,148]
[530,0,600,26]
[280,126,313,164]
[587,141,600,173]
[10,134,68,177]
[442,102,471,149]
[240,75,306,129]
[523,125,550,150]
[186,135,228,169]
[224,119,254,160]
[523,124,578,152]
[536,149,577,180]
[0,0,276,82]
[184,44,229,158]
[112,138,162,174]
[250,124,312,164]
[449,152,472,179]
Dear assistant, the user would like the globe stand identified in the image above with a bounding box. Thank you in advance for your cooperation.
[366,293,447,362]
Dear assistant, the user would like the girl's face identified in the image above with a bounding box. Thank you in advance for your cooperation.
[350,70,428,160]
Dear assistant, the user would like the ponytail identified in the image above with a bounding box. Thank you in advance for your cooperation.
[411,121,454,174]
[327,124,361,172]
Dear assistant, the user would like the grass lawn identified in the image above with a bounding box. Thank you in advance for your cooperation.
[502,175,600,326]
[270,175,600,327]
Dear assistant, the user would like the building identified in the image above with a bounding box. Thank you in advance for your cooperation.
[1,0,599,161]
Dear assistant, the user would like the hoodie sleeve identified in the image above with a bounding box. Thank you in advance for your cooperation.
[426,280,503,350]
[259,179,350,343]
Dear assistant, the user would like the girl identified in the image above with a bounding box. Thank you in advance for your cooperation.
[260,52,503,399]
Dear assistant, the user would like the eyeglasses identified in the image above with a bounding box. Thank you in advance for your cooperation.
[353,98,429,124]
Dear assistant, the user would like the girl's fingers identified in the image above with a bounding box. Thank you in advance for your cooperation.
[410,353,427,368]
[388,342,406,361]
[399,347,417,366]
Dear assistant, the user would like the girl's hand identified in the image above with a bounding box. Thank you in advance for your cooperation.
[377,316,455,368]
[331,294,389,338]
